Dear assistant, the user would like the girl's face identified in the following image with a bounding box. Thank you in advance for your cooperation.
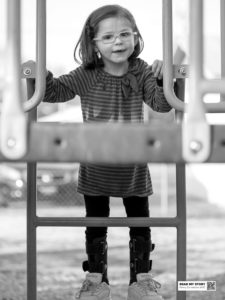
[94,17,137,74]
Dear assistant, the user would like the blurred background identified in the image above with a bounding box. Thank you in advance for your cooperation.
[0,0,225,210]
[0,0,225,299]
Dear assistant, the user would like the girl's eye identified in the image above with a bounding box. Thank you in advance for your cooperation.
[120,32,131,37]
[102,34,114,41]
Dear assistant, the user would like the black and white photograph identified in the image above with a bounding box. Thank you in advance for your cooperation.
[0,0,225,299]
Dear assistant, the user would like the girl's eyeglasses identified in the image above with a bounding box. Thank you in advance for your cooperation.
[93,31,137,44]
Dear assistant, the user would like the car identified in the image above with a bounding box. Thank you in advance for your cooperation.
[13,162,83,205]
[0,164,25,206]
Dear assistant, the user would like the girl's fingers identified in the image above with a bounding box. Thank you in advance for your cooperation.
[152,61,163,79]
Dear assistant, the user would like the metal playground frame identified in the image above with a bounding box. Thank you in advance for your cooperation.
[1,0,225,299]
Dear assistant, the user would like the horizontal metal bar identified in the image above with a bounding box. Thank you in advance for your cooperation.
[0,122,181,162]
[35,217,180,227]
[201,78,225,94]
[0,122,225,163]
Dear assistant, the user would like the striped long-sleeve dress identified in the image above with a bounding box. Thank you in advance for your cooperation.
[43,58,171,197]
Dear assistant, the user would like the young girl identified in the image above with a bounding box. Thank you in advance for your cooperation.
[43,4,171,300]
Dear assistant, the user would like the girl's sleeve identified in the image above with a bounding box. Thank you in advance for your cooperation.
[143,65,172,112]
[43,67,89,103]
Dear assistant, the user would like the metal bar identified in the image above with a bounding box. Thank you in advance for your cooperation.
[26,79,37,300]
[163,0,225,112]
[221,0,225,101]
[1,123,225,163]
[201,78,225,94]
[0,0,27,159]
[35,216,180,227]
[176,164,187,300]
[162,0,186,111]
[27,162,37,300]
[175,79,186,300]
[23,0,46,112]
[183,0,211,162]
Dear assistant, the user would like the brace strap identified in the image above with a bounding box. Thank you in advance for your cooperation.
[130,259,152,273]
[129,239,155,253]
[86,240,107,255]
[82,260,107,273]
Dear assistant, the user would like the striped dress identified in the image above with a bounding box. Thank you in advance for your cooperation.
[43,58,171,197]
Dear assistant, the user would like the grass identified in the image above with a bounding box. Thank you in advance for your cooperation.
[1,186,225,299]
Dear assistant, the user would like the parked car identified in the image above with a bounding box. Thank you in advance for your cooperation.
[0,164,25,206]
[13,163,83,205]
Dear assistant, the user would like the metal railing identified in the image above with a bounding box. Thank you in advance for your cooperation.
[0,0,27,159]
[163,0,225,113]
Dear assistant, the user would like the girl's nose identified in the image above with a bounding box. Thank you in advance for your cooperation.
[114,35,122,44]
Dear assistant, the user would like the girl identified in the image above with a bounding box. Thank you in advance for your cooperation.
[43,4,171,300]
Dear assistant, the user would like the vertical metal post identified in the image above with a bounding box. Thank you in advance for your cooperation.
[26,79,37,300]
[0,0,27,159]
[175,79,186,300]
[221,0,225,101]
[162,0,185,111]
[176,163,186,300]
[183,0,210,162]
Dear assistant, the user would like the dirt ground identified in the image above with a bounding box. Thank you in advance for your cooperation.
[0,195,225,300]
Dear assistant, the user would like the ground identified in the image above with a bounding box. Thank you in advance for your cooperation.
[0,194,225,300]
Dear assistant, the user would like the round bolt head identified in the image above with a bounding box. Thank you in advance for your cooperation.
[178,67,186,76]
[7,138,17,148]
[23,68,32,76]
[189,140,203,154]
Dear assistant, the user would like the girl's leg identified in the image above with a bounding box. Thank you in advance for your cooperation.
[83,195,110,284]
[84,195,110,242]
[123,196,150,239]
[123,196,154,284]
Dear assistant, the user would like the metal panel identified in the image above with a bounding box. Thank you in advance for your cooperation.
[1,123,225,163]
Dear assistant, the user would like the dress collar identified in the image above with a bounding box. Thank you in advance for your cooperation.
[96,58,142,99]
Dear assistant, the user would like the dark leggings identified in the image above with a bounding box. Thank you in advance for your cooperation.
[84,195,151,242]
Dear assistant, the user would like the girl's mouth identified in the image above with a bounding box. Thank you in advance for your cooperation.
[112,49,126,53]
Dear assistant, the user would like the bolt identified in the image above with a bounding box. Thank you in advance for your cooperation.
[189,140,203,154]
[178,67,186,76]
[7,138,16,148]
[23,67,32,76]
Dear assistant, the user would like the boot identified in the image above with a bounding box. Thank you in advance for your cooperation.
[76,237,111,300]
[127,236,163,300]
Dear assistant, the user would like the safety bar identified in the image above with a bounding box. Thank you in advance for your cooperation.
[23,0,46,112]
[221,0,225,101]
[182,0,210,162]
[163,0,187,111]
[163,0,225,113]
[0,0,27,159]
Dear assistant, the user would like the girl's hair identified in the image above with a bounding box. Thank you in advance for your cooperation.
[74,5,144,69]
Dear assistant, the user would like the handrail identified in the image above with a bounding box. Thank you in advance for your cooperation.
[182,0,210,162]
[23,0,46,112]
[163,0,225,113]
[221,0,225,101]
[0,0,27,159]
[162,0,186,111]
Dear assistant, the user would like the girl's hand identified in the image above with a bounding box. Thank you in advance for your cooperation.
[152,59,163,80]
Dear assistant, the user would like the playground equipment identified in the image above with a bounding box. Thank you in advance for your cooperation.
[0,0,225,299]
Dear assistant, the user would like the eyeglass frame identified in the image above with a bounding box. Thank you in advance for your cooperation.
[93,31,138,44]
